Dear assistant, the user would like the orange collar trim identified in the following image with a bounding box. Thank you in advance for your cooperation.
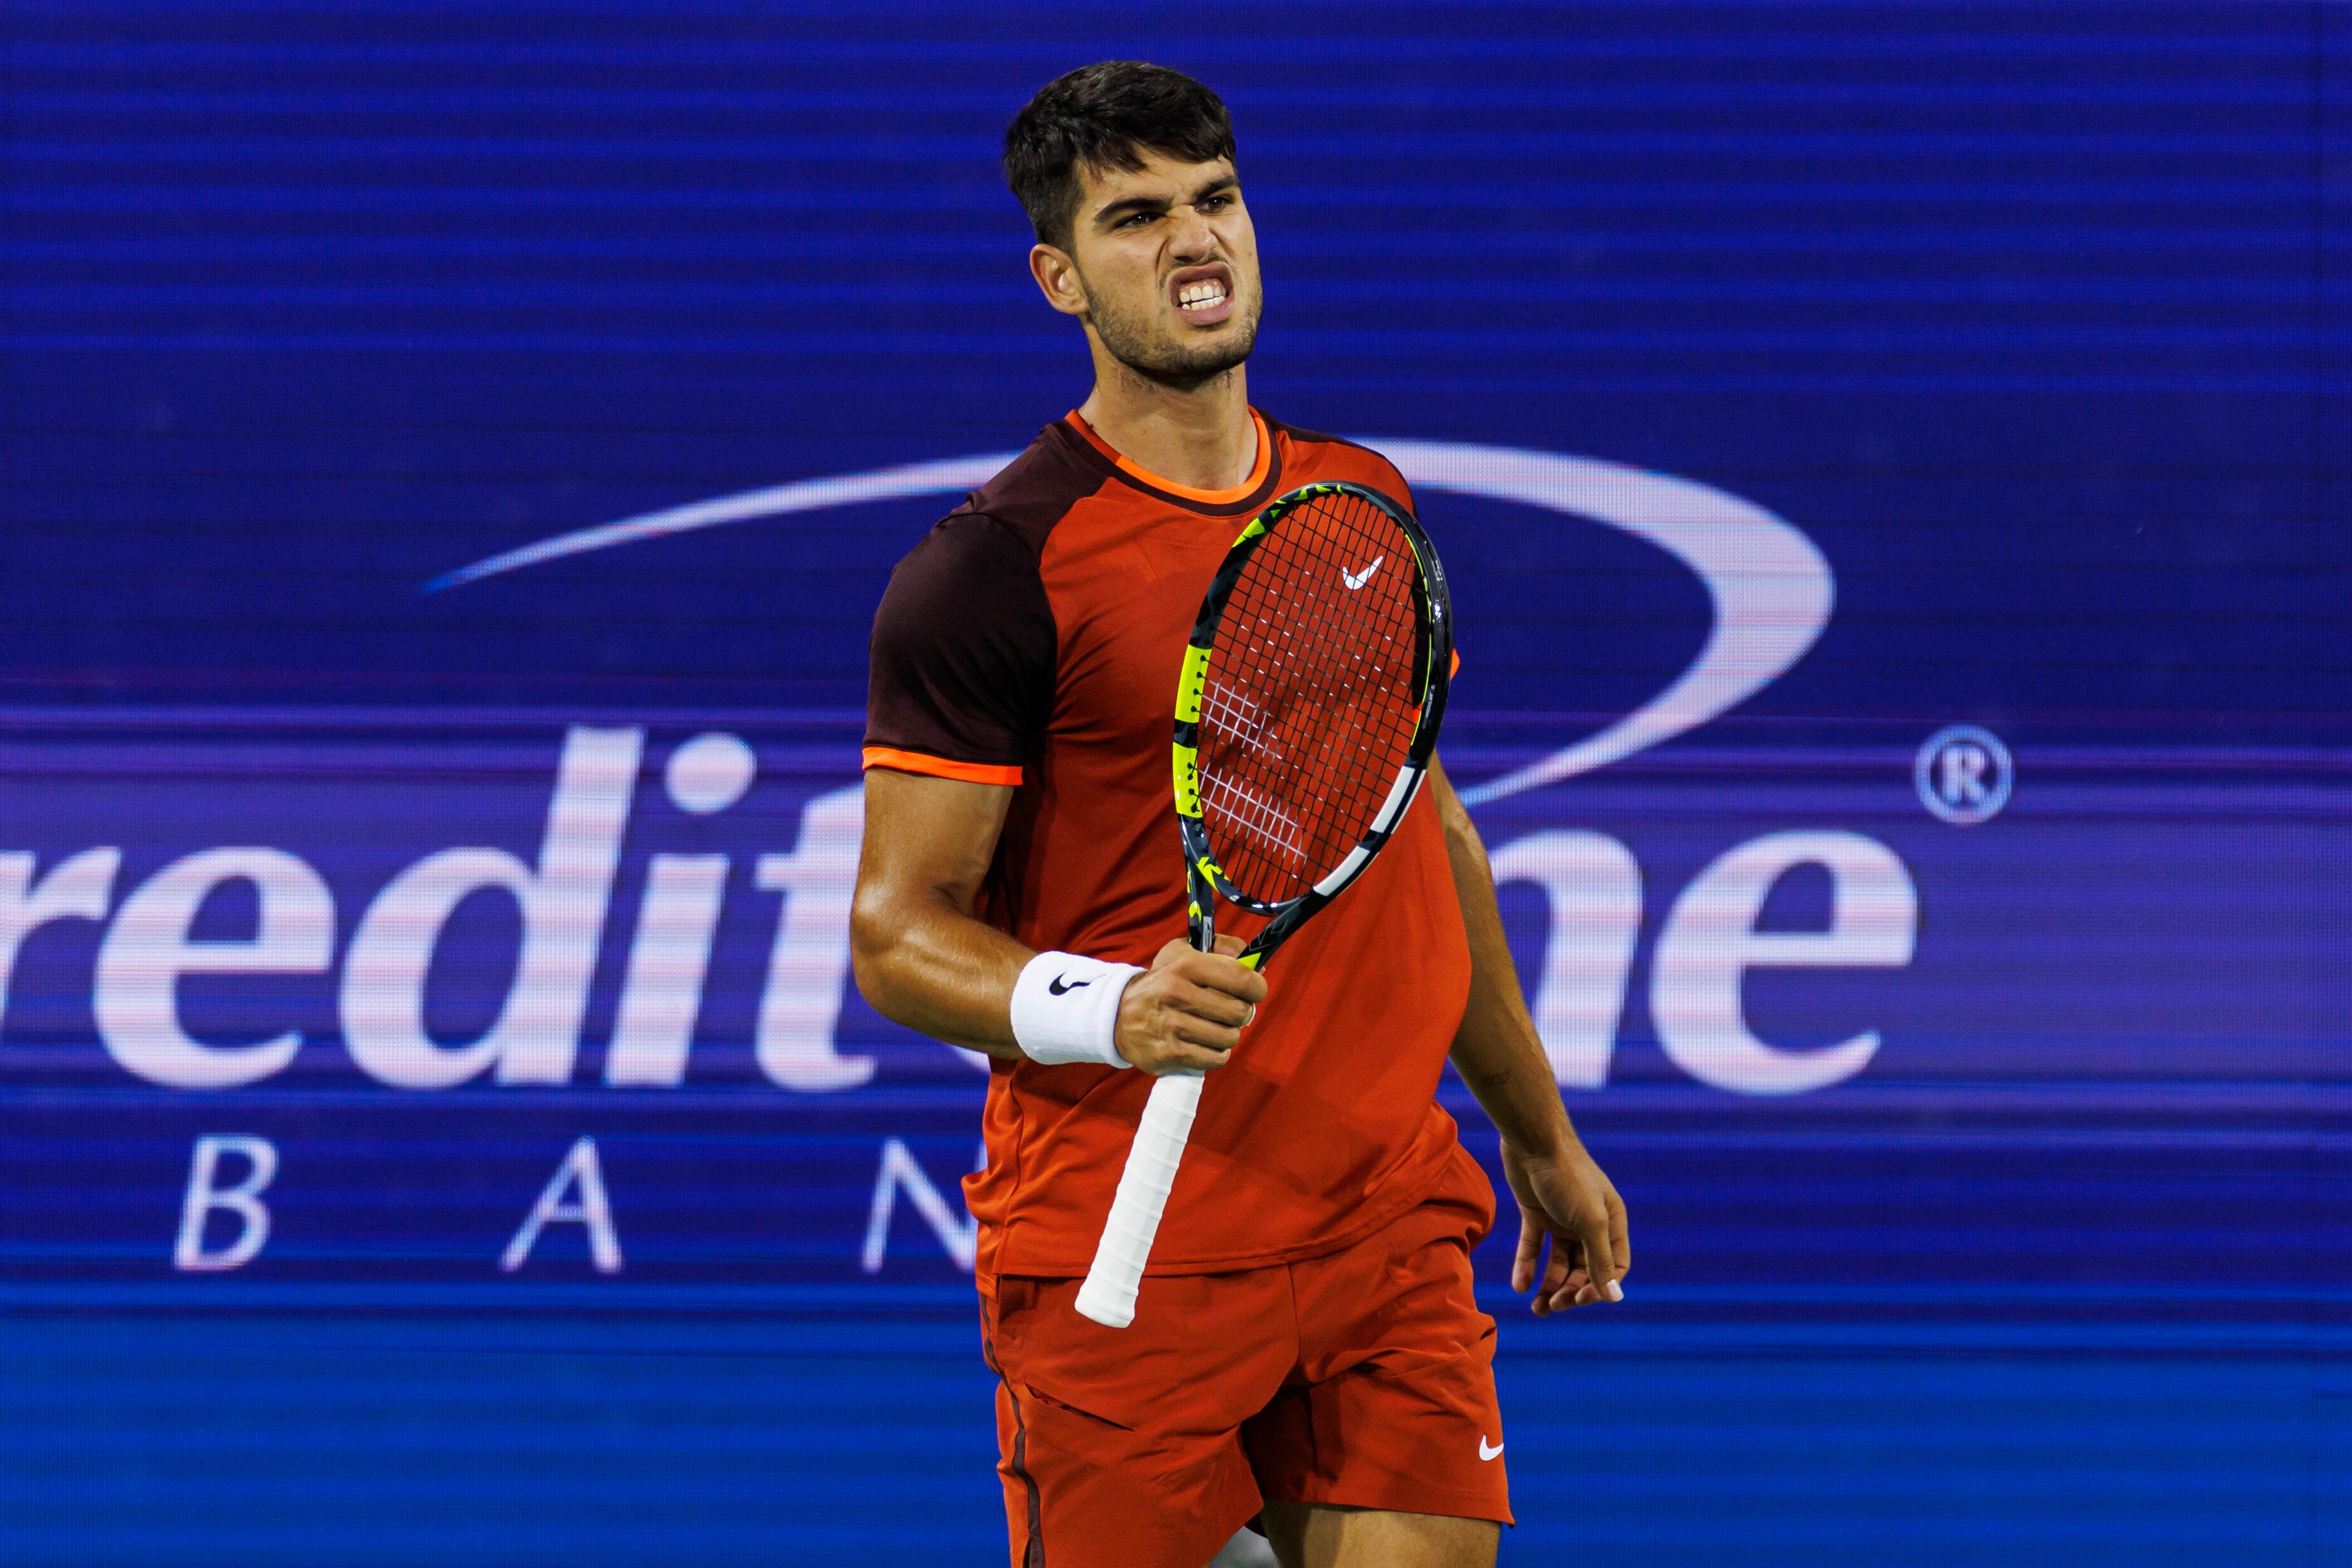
[1063,408,1272,506]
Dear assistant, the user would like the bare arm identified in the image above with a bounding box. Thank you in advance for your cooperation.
[849,767,1265,1071]
[1430,756,1631,1311]
[849,768,1029,1055]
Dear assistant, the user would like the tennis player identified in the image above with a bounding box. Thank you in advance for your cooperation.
[851,62,1629,1568]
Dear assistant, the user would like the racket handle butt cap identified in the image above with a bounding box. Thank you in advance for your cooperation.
[1073,1279,1137,1328]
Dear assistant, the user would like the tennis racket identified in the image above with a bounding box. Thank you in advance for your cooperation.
[1074,480,1453,1329]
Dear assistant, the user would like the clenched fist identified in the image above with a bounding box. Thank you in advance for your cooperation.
[1114,934,1268,1075]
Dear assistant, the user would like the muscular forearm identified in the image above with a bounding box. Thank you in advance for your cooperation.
[851,887,1034,1058]
[1430,759,1577,1159]
[1428,760,1632,1310]
[849,768,1262,1073]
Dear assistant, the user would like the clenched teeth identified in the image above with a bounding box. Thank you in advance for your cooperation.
[1178,282,1228,309]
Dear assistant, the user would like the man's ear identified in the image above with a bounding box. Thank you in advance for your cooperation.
[1029,243,1089,319]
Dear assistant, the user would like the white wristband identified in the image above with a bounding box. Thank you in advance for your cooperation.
[1010,951,1142,1069]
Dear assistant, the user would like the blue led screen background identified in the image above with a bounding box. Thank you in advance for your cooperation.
[2,4,2347,1563]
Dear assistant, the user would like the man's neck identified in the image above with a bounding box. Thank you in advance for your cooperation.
[1075,353,1256,494]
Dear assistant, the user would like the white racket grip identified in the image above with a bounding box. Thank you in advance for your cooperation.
[1073,1069,1206,1328]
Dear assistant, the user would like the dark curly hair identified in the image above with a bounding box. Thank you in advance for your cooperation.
[1003,62,1237,251]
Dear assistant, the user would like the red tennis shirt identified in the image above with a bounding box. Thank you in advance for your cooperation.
[864,408,1475,1282]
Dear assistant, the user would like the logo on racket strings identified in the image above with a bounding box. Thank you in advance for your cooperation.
[1340,556,1383,591]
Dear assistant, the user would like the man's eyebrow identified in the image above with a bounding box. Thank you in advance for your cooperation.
[1090,174,1239,226]
[1091,193,1167,225]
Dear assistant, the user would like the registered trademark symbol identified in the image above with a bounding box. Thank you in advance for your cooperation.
[1914,724,2012,825]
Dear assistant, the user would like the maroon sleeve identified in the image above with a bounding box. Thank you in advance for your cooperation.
[863,511,1056,785]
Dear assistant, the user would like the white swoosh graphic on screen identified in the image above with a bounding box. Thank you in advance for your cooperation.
[420,453,1025,595]
[424,441,1832,807]
[1367,441,1832,805]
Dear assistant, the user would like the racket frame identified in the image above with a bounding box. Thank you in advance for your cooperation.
[1172,480,1454,971]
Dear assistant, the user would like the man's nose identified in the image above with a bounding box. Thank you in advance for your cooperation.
[1168,204,1218,260]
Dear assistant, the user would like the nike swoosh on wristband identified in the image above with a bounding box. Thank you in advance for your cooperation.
[1479,1438,1504,1461]
[1047,975,1092,996]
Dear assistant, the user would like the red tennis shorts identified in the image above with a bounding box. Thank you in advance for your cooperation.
[978,1144,1511,1568]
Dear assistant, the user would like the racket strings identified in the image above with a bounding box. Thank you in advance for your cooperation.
[1197,489,1424,905]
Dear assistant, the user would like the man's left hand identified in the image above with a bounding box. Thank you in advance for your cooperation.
[1501,1137,1629,1315]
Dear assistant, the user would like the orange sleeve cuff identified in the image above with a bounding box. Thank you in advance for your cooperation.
[1449,648,1461,677]
[861,747,1024,787]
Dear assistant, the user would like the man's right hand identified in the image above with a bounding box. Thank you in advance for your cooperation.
[1114,935,1269,1075]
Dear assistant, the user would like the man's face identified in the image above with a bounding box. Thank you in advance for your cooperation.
[1052,150,1262,387]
